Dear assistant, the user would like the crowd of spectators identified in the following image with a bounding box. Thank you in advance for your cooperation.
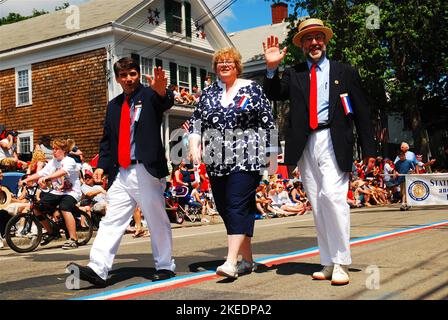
[0,135,443,250]
[348,142,438,210]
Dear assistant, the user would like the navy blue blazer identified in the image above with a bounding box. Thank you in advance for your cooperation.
[264,60,377,172]
[97,84,174,187]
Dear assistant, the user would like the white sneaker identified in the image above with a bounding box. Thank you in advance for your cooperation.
[237,259,257,274]
[0,235,4,249]
[216,261,238,279]
[331,264,350,285]
[312,265,334,280]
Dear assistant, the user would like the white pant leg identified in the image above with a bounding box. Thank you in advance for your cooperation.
[299,129,351,266]
[298,133,332,266]
[134,164,175,272]
[88,169,136,280]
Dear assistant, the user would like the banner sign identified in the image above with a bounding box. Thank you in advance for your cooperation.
[405,173,448,206]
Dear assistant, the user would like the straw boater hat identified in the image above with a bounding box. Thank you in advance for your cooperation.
[292,18,334,48]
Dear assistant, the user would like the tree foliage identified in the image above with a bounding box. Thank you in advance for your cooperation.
[0,2,70,25]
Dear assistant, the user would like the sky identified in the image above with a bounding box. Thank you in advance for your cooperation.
[0,0,279,33]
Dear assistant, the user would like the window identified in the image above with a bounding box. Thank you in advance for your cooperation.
[17,130,33,155]
[172,1,182,34]
[16,66,32,106]
[178,65,189,90]
[141,57,153,87]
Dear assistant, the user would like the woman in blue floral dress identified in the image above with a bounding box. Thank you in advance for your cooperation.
[188,48,276,279]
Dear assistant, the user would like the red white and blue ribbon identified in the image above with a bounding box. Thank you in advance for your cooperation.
[340,93,353,115]
[237,95,250,110]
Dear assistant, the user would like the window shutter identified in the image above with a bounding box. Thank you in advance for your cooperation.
[200,68,207,89]
[169,62,178,86]
[131,53,140,64]
[165,0,173,33]
[190,66,197,87]
[184,2,192,39]
[155,58,163,68]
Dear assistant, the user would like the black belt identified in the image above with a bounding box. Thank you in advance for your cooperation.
[130,159,142,165]
[314,123,330,131]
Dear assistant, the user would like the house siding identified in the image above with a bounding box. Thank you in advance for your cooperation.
[0,48,108,161]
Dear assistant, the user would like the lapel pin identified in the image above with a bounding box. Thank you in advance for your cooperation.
[335,80,339,85]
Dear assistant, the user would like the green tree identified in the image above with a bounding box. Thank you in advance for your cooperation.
[0,3,69,25]
[268,0,448,161]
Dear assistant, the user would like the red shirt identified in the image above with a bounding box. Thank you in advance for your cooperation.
[198,163,209,192]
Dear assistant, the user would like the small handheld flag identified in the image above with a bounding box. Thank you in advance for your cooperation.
[182,121,190,132]
[340,93,353,115]
[237,95,250,110]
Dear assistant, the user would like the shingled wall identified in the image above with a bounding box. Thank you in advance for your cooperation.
[0,48,109,161]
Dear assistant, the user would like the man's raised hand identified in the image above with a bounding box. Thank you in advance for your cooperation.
[145,67,168,97]
[263,35,287,70]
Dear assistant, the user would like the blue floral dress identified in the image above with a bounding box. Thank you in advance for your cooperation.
[188,79,276,177]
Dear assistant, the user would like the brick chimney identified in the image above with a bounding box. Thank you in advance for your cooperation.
[271,2,288,24]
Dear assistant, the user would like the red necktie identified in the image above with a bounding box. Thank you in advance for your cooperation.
[309,63,318,130]
[118,95,131,168]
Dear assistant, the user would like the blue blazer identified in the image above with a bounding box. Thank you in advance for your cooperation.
[264,60,377,172]
[97,84,174,187]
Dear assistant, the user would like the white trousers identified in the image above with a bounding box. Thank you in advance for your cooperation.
[88,164,175,280]
[297,129,351,266]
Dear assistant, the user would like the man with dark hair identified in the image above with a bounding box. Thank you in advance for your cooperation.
[68,57,176,287]
[263,18,376,285]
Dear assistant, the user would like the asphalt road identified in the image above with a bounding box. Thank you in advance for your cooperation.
[0,204,447,302]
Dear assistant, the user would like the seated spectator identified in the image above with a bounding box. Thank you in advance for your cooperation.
[371,180,389,205]
[191,85,201,104]
[290,181,311,211]
[0,131,28,171]
[255,184,286,218]
[268,184,306,216]
[347,182,362,208]
[190,184,208,223]
[363,179,384,205]
[180,87,194,105]
[353,179,373,207]
[170,85,183,104]
[27,149,47,175]
[415,154,436,174]
[80,170,107,216]
[37,135,53,162]
[67,138,84,166]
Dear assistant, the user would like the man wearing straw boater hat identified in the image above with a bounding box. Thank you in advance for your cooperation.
[262,18,376,285]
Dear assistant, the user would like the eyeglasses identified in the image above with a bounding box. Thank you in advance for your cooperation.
[216,60,235,67]
[118,71,139,78]
[303,33,325,43]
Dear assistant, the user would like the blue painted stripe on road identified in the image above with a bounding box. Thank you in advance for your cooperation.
[73,218,448,300]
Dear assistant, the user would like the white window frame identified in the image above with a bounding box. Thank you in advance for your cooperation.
[17,129,34,155]
[15,65,32,107]
[177,64,190,91]
[141,57,154,87]
[172,0,183,34]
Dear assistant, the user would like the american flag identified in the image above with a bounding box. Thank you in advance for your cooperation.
[182,121,190,133]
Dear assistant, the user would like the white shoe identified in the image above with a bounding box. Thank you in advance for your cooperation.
[216,261,238,279]
[237,259,257,274]
[312,265,334,280]
[0,235,4,249]
[331,264,350,285]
